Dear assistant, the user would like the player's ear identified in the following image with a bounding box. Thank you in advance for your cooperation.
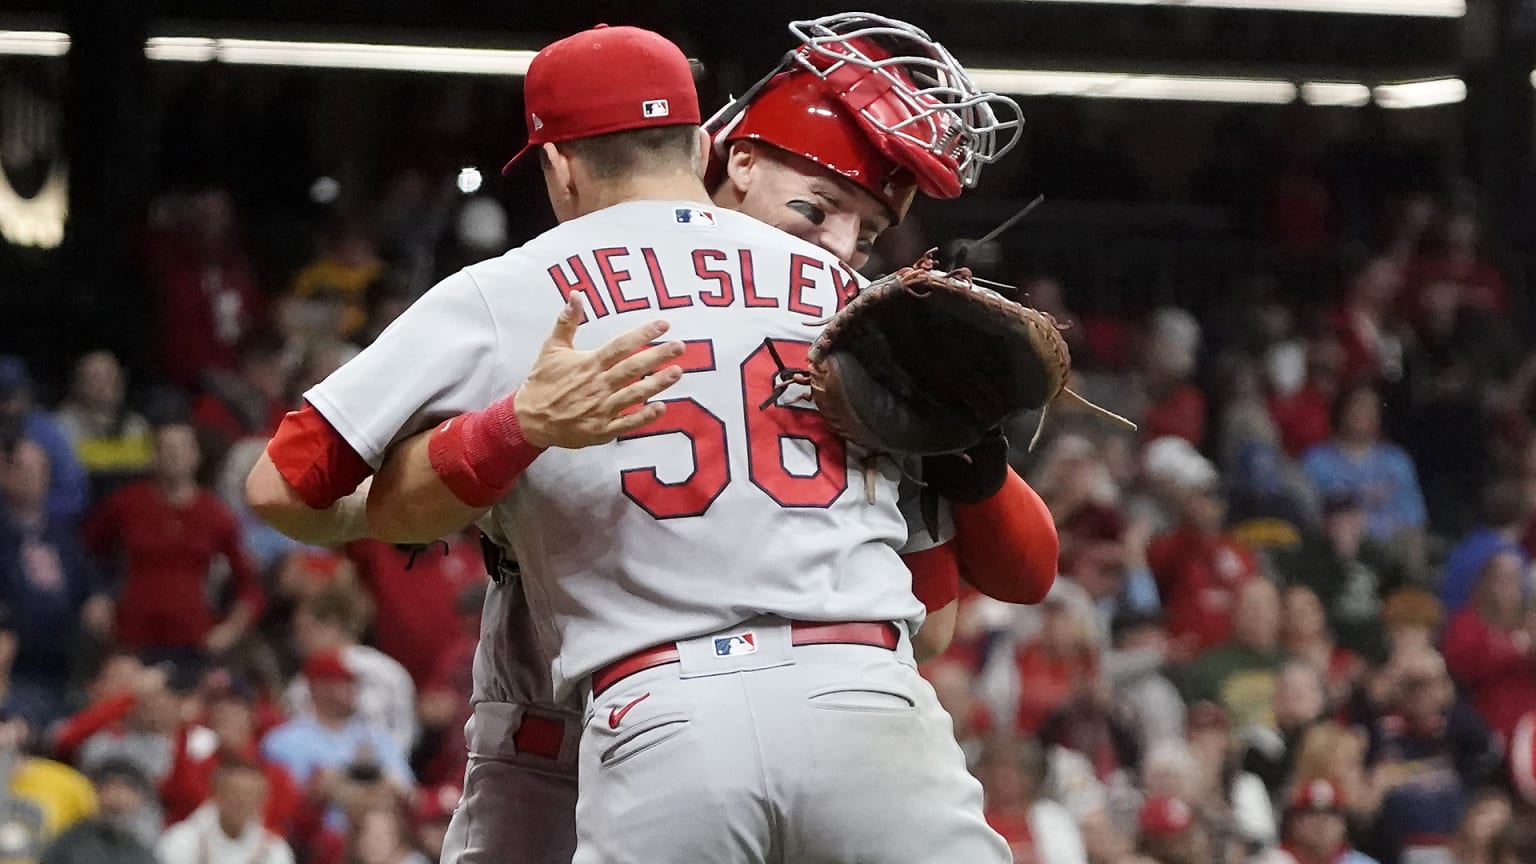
[541,142,576,195]
[723,140,758,197]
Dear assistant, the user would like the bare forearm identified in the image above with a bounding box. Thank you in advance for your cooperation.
[245,452,372,547]
[366,427,490,544]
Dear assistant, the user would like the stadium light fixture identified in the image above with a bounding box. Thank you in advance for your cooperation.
[145,38,536,75]
[1372,77,1466,108]
[1021,0,1464,18]
[967,68,1298,104]
[1300,81,1373,107]
[0,31,70,56]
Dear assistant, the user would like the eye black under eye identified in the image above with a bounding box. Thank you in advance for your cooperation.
[786,199,826,226]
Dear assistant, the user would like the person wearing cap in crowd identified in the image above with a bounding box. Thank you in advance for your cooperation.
[1252,779,1380,864]
[246,13,1042,864]
[1274,488,1407,663]
[159,666,301,832]
[156,758,296,864]
[0,356,89,527]
[38,759,161,864]
[1144,440,1262,662]
[1176,578,1286,732]
[1136,795,1211,864]
[259,648,413,797]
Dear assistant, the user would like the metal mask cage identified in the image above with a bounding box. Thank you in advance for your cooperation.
[785,12,1024,189]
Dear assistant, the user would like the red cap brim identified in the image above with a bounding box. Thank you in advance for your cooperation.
[501,142,534,176]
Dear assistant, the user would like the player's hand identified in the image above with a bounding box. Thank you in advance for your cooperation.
[515,293,686,449]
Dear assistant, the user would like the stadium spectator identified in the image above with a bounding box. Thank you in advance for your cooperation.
[260,649,413,795]
[1104,609,1185,755]
[1442,549,1536,740]
[1015,596,1100,734]
[156,758,295,864]
[1136,795,1211,864]
[159,667,300,831]
[410,783,461,864]
[1279,584,1364,707]
[1449,788,1513,864]
[1406,210,1509,315]
[146,186,264,394]
[1181,701,1277,853]
[290,218,385,342]
[51,351,153,499]
[1135,309,1207,447]
[1243,661,1328,806]
[0,357,89,527]
[1291,722,1376,828]
[924,657,992,769]
[1439,480,1530,615]
[1177,579,1285,731]
[62,658,183,783]
[1328,255,1406,387]
[1255,779,1380,864]
[284,585,417,755]
[1301,385,1427,563]
[1274,490,1405,662]
[82,421,263,673]
[38,760,160,864]
[0,709,96,860]
[0,437,111,715]
[977,734,1088,864]
[344,805,430,864]
[190,328,291,470]
[1147,460,1261,660]
[1267,336,1343,459]
[1361,646,1496,862]
[345,531,484,686]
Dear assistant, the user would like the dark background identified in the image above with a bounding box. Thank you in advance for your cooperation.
[0,0,1531,398]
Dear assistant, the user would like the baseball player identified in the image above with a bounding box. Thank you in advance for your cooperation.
[247,15,1057,864]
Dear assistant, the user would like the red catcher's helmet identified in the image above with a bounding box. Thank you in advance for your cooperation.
[706,13,1022,222]
[710,70,922,220]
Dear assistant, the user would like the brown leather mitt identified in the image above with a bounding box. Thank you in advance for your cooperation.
[804,250,1076,457]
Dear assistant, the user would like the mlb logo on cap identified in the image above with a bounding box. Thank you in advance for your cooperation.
[714,632,757,657]
[642,99,670,118]
[675,207,715,225]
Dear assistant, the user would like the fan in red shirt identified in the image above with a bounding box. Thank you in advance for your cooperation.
[1442,549,1536,740]
[1148,470,1261,661]
[83,422,263,668]
[345,530,485,686]
[159,668,300,832]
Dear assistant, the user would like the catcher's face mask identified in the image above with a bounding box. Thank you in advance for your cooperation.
[705,12,1023,217]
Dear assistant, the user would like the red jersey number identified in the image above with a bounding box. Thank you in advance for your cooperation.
[618,338,848,519]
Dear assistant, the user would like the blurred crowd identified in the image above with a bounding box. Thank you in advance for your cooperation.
[3,146,1536,864]
[933,185,1536,864]
[0,182,503,864]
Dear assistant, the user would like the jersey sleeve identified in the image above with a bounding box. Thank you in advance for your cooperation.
[303,270,506,468]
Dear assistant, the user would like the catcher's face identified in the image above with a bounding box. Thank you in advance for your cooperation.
[717,141,889,269]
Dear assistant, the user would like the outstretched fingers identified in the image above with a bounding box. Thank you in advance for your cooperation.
[593,320,671,369]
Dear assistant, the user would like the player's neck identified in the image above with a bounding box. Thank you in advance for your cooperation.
[573,172,711,218]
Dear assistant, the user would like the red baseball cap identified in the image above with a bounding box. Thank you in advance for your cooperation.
[1289,779,1346,814]
[302,649,355,684]
[1139,796,1195,838]
[502,24,702,173]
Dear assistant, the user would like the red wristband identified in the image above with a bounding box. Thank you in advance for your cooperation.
[427,391,545,508]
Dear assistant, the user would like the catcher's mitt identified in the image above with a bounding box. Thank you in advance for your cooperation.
[789,250,1128,462]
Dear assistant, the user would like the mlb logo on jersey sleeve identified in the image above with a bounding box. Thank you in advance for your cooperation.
[713,632,757,658]
[675,207,715,226]
[642,99,670,118]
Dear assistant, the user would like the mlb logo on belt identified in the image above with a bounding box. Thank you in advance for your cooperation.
[714,632,757,658]
[642,99,670,118]
[675,207,715,226]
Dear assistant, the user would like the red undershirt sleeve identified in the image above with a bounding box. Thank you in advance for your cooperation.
[901,543,961,613]
[951,468,1058,605]
[266,403,375,510]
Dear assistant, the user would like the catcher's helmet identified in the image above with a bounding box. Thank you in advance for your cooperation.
[706,13,1022,222]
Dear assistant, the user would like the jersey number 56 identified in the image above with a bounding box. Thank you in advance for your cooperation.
[617,338,848,519]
